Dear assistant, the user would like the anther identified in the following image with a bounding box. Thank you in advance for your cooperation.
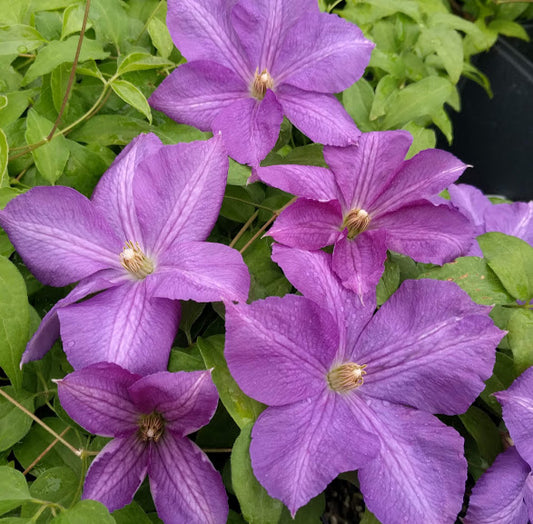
[120,241,154,279]
[327,363,367,393]
[251,68,274,100]
[343,209,370,239]
[138,412,166,442]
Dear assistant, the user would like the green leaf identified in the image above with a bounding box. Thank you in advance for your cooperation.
[418,27,463,83]
[88,0,129,50]
[376,254,400,306]
[220,185,257,223]
[179,301,206,345]
[342,78,375,132]
[0,25,45,56]
[168,347,205,372]
[117,52,173,75]
[481,351,516,416]
[69,115,152,145]
[113,502,153,524]
[369,74,399,121]
[197,335,265,429]
[0,90,39,128]
[231,423,285,524]
[431,107,452,144]
[50,63,70,113]
[0,256,30,389]
[228,159,251,186]
[111,79,152,122]
[478,232,533,302]
[382,76,453,129]
[148,17,174,59]
[61,3,92,40]
[488,19,529,41]
[23,36,109,85]
[0,129,8,188]
[417,256,514,305]
[360,509,382,524]
[459,405,502,465]
[25,109,70,184]
[508,309,533,374]
[0,466,31,516]
[50,500,114,524]
[0,387,34,452]
[401,121,435,159]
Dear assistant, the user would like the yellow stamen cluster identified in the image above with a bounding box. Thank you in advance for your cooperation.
[327,363,367,393]
[120,241,154,279]
[138,412,166,442]
[343,208,370,239]
[251,68,274,100]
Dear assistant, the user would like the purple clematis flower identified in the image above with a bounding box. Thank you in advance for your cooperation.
[149,0,374,167]
[466,366,533,523]
[55,363,228,524]
[256,130,474,296]
[448,183,533,256]
[0,133,250,374]
[225,244,504,521]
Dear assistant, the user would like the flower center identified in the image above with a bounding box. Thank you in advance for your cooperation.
[120,241,154,279]
[327,362,367,393]
[343,208,370,239]
[138,412,166,442]
[251,68,274,100]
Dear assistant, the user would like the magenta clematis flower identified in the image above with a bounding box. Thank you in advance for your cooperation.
[225,244,504,521]
[149,0,373,167]
[256,130,474,296]
[466,367,533,523]
[448,183,533,256]
[55,363,228,524]
[0,133,250,374]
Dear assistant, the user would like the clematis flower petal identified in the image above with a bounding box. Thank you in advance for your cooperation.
[91,133,162,244]
[147,241,250,303]
[275,85,359,146]
[250,392,378,517]
[0,186,121,286]
[212,90,283,166]
[59,281,180,375]
[272,11,374,94]
[56,363,140,437]
[21,269,125,365]
[225,296,337,406]
[148,61,248,131]
[231,0,318,70]
[356,279,503,414]
[448,183,491,230]
[128,370,218,437]
[350,397,466,524]
[331,230,388,299]
[323,131,412,211]
[83,435,149,513]
[271,244,375,360]
[465,446,531,524]
[268,199,343,250]
[254,164,339,201]
[133,136,229,251]
[485,201,533,246]
[166,0,250,81]
[372,201,475,264]
[149,433,228,524]
[370,149,468,216]
[496,367,533,468]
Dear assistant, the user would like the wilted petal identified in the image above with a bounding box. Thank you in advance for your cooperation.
[272,244,375,360]
[350,396,466,524]
[92,133,162,245]
[250,392,378,516]
[128,370,218,437]
[255,164,339,201]
[497,367,533,468]
[147,241,250,303]
[225,295,337,406]
[268,198,343,250]
[148,61,248,131]
[83,435,148,513]
[59,281,180,375]
[373,201,475,264]
[212,90,283,166]
[21,269,124,365]
[465,447,530,524]
[448,183,491,230]
[0,186,121,286]
[231,0,319,71]
[149,433,228,524]
[331,230,388,299]
[273,11,373,93]
[356,279,503,414]
[133,136,229,251]
[275,85,359,146]
[167,0,250,81]
[370,149,467,216]
[323,131,412,211]
[56,363,140,436]
[485,201,533,245]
